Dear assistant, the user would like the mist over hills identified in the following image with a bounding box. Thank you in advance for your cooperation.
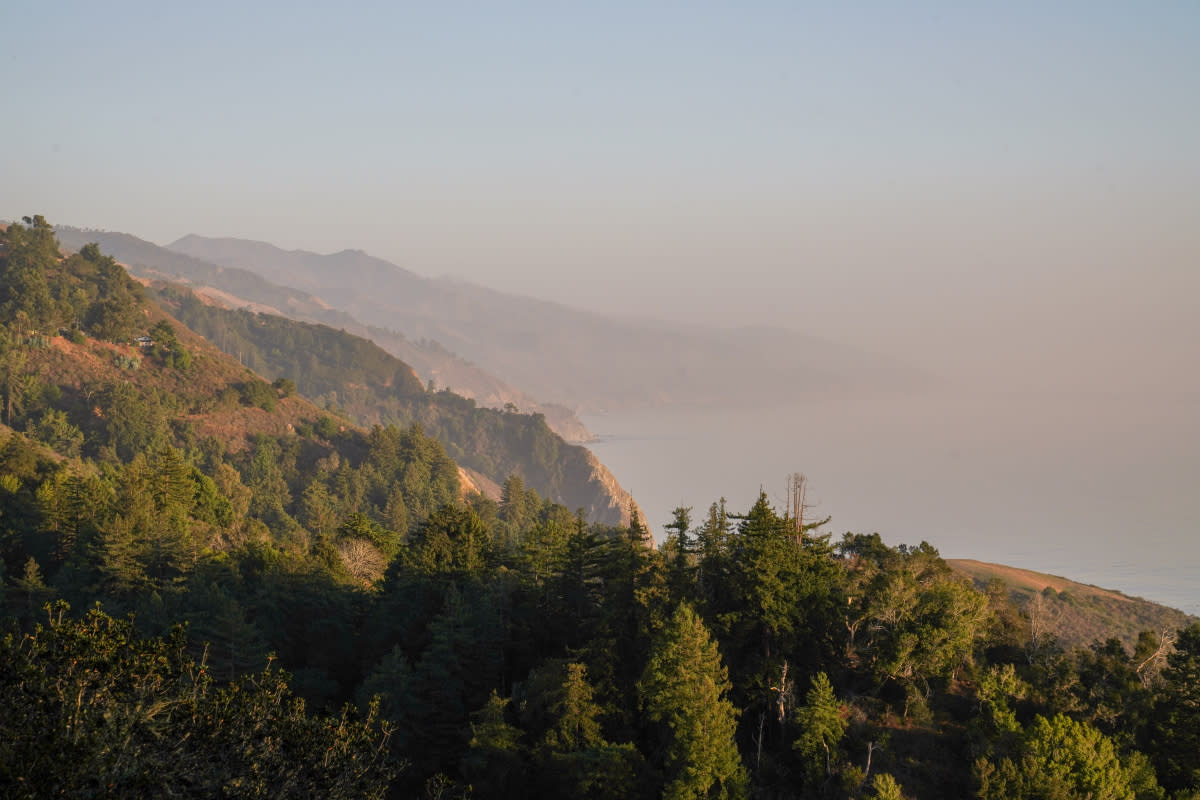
[54,225,925,417]
[165,234,926,413]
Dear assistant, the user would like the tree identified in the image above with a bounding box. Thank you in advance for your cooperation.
[462,691,527,798]
[411,504,492,577]
[662,505,696,605]
[839,536,989,716]
[639,603,747,800]
[0,216,58,331]
[975,713,1144,800]
[0,604,399,798]
[101,382,168,462]
[1152,622,1200,792]
[869,773,908,800]
[82,247,141,342]
[543,662,605,753]
[0,325,30,427]
[499,474,534,531]
[793,671,846,788]
[28,408,84,458]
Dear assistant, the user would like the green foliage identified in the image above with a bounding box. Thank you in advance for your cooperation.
[239,378,277,411]
[793,671,847,787]
[639,603,747,800]
[870,773,908,800]
[273,376,297,397]
[411,504,493,576]
[975,713,1139,800]
[0,604,399,798]
[542,662,606,754]
[1152,622,1200,792]
[100,382,169,461]
[463,691,527,798]
[28,408,84,457]
[0,216,57,331]
[840,534,989,712]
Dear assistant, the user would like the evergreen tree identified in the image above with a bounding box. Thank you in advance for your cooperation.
[462,691,527,798]
[0,604,399,798]
[0,216,58,331]
[639,603,747,800]
[1152,622,1200,792]
[975,713,1144,800]
[544,662,605,753]
[793,671,846,788]
[869,773,908,800]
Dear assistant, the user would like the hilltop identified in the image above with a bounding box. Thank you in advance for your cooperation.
[949,558,1195,651]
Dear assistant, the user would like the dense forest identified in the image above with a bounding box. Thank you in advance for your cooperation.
[148,283,620,519]
[2,217,1199,799]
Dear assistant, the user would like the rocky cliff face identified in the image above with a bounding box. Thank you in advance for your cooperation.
[460,446,639,530]
[559,447,644,531]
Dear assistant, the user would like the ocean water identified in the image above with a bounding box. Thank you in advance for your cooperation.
[584,388,1200,616]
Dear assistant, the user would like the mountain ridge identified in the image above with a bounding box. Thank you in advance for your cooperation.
[52,226,594,442]
[165,233,928,413]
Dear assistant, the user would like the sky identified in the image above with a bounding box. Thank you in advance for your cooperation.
[4,1,1199,393]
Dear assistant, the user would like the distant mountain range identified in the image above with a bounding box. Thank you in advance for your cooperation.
[56,227,926,417]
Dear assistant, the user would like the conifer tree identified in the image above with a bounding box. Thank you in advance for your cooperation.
[1152,622,1200,792]
[639,603,747,800]
[544,662,605,753]
[793,671,846,787]
[463,691,527,798]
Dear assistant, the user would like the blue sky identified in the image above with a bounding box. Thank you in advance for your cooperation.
[4,1,1198,389]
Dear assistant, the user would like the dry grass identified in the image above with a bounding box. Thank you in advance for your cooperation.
[948,558,1195,650]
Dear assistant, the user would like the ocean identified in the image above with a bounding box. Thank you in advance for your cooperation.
[584,388,1200,616]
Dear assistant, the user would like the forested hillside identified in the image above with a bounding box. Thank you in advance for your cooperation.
[4,217,1200,798]
[52,225,595,442]
[147,282,633,524]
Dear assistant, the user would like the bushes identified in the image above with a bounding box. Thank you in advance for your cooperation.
[239,379,277,412]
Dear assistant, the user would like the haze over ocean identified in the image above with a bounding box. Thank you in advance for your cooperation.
[585,387,1200,616]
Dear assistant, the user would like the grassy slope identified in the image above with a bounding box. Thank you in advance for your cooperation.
[949,558,1195,651]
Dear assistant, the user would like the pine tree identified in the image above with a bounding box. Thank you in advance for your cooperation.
[639,603,747,800]
[462,691,527,798]
[544,662,605,753]
[975,713,1141,800]
[793,671,846,787]
[1152,622,1200,791]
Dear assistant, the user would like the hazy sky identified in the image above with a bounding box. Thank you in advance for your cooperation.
[4,1,1198,392]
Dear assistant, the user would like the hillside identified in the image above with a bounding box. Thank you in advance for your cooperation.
[949,558,1195,651]
[5,218,632,525]
[52,226,594,442]
[146,282,635,524]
